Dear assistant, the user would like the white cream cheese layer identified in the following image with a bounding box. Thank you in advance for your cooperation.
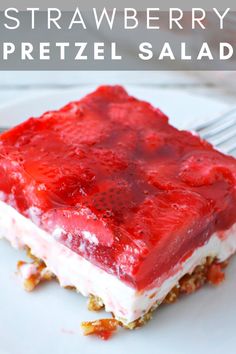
[0,200,236,324]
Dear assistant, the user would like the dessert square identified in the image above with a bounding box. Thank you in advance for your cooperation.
[1,86,236,327]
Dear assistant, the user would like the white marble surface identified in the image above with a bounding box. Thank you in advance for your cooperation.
[0,71,235,107]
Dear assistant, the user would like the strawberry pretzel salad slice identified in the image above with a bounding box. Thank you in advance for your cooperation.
[1,86,236,337]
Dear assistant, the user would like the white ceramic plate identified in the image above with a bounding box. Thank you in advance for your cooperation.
[0,86,235,354]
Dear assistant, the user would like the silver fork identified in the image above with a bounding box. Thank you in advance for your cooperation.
[0,108,236,154]
[195,107,236,155]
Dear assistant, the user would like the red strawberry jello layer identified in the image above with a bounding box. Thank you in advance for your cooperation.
[1,85,236,325]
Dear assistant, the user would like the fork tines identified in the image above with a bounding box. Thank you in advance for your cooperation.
[195,108,236,154]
